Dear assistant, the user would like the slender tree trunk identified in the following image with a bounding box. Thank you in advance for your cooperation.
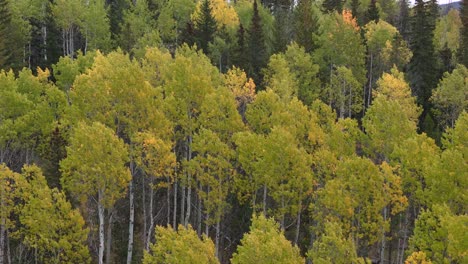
[0,183,5,264]
[399,209,410,264]
[294,199,302,246]
[105,210,113,264]
[215,219,220,259]
[126,178,135,264]
[28,42,31,69]
[173,180,178,228]
[185,135,193,227]
[142,172,147,246]
[181,185,185,226]
[5,230,9,264]
[167,177,171,226]
[380,206,387,264]
[348,83,352,118]
[263,185,267,216]
[367,53,374,108]
[145,184,154,251]
[205,187,210,236]
[0,218,4,264]
[197,182,202,236]
[280,196,285,230]
[98,189,105,264]
[41,2,47,62]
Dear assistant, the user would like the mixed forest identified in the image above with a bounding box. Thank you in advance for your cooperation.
[0,0,467,263]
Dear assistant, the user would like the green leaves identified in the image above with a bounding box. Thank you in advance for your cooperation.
[144,224,219,264]
[60,121,130,208]
[231,214,304,264]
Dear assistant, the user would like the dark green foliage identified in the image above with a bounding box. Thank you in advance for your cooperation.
[294,0,319,52]
[460,0,468,66]
[0,0,12,69]
[366,0,380,23]
[233,23,249,70]
[407,0,439,116]
[109,0,131,43]
[273,8,293,53]
[322,0,343,13]
[194,0,217,53]
[397,0,410,40]
[247,0,268,87]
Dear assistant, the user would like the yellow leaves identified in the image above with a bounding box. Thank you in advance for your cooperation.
[192,0,239,29]
[36,67,50,82]
[225,67,256,107]
[144,224,219,264]
[405,251,433,264]
[231,214,304,264]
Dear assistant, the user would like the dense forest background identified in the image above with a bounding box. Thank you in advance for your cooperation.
[0,0,467,263]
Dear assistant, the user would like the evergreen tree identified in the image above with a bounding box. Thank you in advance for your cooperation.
[322,0,343,13]
[460,0,468,66]
[397,0,410,40]
[294,0,319,52]
[407,0,439,117]
[233,23,249,70]
[366,0,380,23]
[194,0,217,53]
[350,0,362,26]
[0,0,12,69]
[247,0,268,86]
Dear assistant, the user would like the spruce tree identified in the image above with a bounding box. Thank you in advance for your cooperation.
[407,0,439,118]
[294,0,319,52]
[0,0,12,69]
[194,0,217,54]
[322,0,344,13]
[366,0,380,23]
[460,0,468,66]
[351,0,362,25]
[397,0,410,40]
[233,23,249,70]
[247,0,267,86]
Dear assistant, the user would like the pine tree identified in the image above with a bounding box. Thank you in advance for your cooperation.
[233,23,248,70]
[460,0,468,66]
[294,0,319,52]
[0,0,12,69]
[194,0,217,53]
[366,0,380,23]
[407,0,439,117]
[247,0,268,86]
[351,0,361,25]
[322,0,343,13]
[397,0,410,40]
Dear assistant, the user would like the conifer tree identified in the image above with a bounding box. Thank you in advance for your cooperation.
[247,0,267,86]
[294,0,319,52]
[0,0,12,68]
[350,0,361,25]
[407,0,439,116]
[366,0,380,23]
[233,23,249,70]
[322,0,343,13]
[194,0,217,53]
[460,0,468,66]
[397,0,410,40]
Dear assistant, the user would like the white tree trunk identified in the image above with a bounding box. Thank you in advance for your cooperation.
[126,174,135,264]
[105,210,113,264]
[184,135,193,227]
[294,199,302,246]
[173,180,178,228]
[98,189,105,264]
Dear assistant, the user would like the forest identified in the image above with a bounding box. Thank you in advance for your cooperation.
[0,0,467,263]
